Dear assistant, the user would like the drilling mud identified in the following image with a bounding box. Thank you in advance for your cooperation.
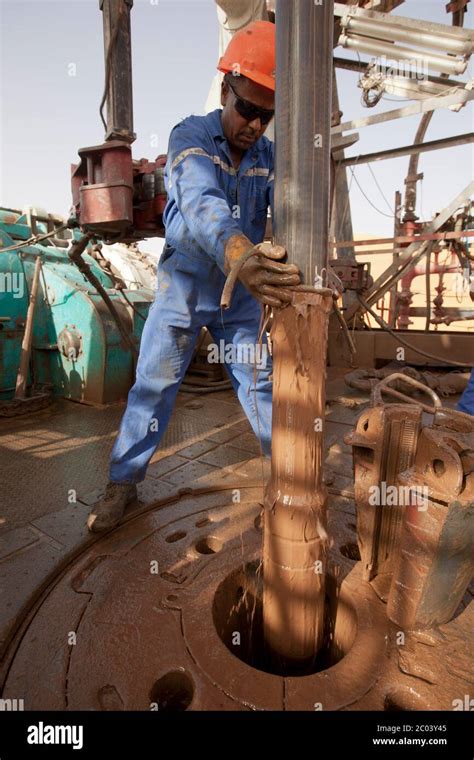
[263,290,333,671]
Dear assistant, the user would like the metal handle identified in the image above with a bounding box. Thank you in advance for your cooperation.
[372,372,442,413]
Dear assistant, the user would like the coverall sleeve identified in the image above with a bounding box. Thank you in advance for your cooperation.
[166,122,243,273]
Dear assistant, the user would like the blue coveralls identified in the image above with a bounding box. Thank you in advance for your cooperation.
[109,108,274,483]
[458,368,474,415]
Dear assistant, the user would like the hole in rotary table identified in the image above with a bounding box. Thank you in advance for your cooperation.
[340,542,361,561]
[195,516,212,528]
[165,530,187,543]
[432,458,446,477]
[166,594,179,602]
[213,561,358,678]
[149,670,194,711]
[195,536,222,554]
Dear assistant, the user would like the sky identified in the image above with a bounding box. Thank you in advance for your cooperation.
[0,0,472,239]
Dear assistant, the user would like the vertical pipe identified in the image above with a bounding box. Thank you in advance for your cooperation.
[330,66,359,319]
[263,0,334,672]
[330,68,354,263]
[15,257,42,399]
[273,0,334,284]
[100,0,136,143]
[389,190,401,328]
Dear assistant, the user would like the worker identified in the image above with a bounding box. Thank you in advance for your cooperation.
[458,368,474,415]
[87,21,301,532]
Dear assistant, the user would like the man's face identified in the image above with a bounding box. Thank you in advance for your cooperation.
[221,75,274,153]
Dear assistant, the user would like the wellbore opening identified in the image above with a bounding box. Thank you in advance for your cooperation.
[212,560,358,677]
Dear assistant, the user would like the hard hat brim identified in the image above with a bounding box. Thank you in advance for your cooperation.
[218,60,275,93]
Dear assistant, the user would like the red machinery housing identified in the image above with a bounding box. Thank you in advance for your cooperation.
[71,143,166,242]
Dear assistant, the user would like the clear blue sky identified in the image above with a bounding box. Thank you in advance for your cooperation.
[0,0,472,237]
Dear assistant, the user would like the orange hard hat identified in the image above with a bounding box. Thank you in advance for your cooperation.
[217,20,275,92]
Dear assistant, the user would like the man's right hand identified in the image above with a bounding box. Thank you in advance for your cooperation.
[224,234,301,308]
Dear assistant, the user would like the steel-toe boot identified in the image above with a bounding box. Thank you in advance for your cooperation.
[87,482,137,533]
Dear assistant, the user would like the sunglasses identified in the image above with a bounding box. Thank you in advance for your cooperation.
[227,79,275,126]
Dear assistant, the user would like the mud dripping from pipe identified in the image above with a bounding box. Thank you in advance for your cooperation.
[262,290,333,672]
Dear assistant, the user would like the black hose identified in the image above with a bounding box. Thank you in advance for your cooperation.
[119,288,147,322]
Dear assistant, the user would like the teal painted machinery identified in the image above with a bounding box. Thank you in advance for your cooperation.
[0,208,153,405]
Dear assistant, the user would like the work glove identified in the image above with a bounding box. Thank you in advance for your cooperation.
[224,233,301,308]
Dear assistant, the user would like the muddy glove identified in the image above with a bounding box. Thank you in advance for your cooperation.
[223,233,301,308]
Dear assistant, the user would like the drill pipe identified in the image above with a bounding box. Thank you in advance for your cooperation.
[100,0,135,143]
[263,289,333,671]
[273,0,333,284]
[262,0,334,670]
